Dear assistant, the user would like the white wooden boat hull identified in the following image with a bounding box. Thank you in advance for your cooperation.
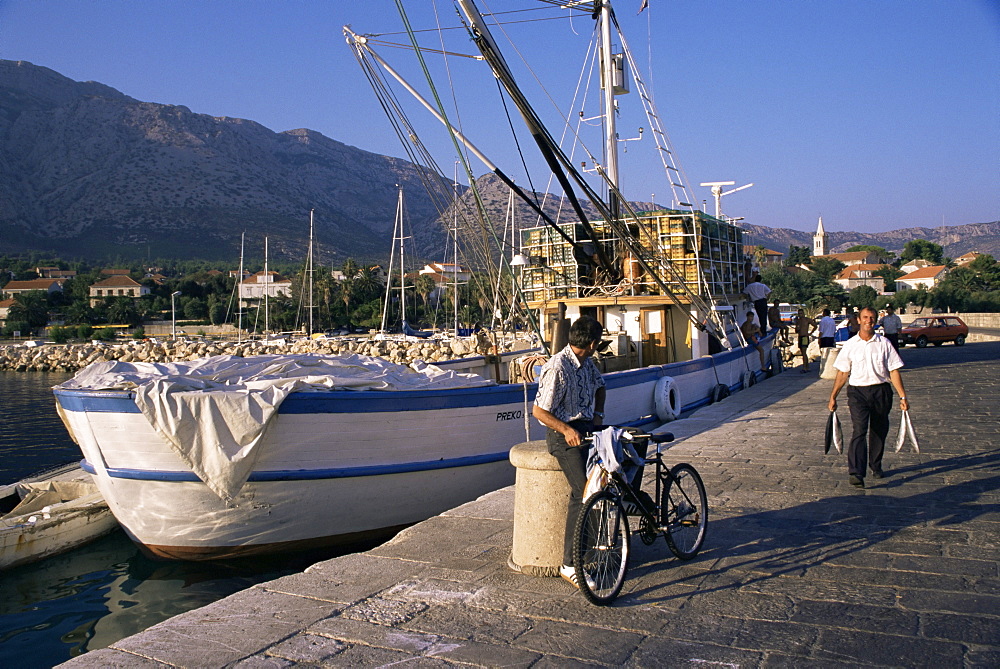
[54,342,770,559]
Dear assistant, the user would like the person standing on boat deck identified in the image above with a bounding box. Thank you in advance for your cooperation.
[531,315,606,588]
[743,275,772,334]
[878,304,903,350]
[818,308,837,349]
[828,306,908,488]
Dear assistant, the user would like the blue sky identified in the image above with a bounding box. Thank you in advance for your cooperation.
[2,0,997,236]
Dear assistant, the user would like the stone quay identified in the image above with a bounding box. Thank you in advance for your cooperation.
[62,341,999,667]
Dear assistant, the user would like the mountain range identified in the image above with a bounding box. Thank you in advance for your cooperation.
[2,59,998,266]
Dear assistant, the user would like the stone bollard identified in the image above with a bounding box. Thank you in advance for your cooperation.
[508,439,570,577]
[820,347,840,379]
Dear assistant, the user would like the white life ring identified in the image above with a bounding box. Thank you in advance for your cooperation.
[654,376,681,422]
[741,369,755,388]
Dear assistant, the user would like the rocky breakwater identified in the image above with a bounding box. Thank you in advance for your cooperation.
[0,335,508,373]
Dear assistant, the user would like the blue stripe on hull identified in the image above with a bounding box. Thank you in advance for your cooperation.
[81,450,512,483]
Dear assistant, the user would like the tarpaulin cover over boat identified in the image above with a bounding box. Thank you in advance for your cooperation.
[56,354,494,501]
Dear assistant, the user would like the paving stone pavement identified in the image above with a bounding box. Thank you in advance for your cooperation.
[62,341,1000,668]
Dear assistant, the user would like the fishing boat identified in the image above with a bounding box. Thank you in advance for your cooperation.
[0,462,118,570]
[53,0,773,560]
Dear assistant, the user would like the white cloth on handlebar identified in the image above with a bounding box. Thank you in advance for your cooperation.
[587,426,645,486]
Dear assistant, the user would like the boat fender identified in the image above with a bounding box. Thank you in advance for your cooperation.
[712,383,730,403]
[654,376,681,422]
[741,370,755,388]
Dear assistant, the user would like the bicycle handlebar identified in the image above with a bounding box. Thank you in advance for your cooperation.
[587,427,674,444]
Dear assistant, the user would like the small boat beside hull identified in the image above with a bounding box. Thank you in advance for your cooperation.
[0,463,119,570]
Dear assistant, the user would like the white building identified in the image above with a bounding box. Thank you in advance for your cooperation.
[896,265,948,291]
[239,271,292,306]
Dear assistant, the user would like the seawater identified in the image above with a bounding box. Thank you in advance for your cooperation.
[0,371,372,668]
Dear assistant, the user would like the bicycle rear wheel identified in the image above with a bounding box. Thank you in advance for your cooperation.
[573,491,630,605]
[660,463,707,559]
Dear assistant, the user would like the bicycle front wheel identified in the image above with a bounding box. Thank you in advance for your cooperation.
[574,491,631,605]
[661,463,708,559]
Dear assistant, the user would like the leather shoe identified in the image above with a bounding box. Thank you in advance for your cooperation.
[871,469,884,479]
[849,474,865,488]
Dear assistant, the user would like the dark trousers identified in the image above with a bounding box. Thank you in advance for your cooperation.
[547,421,591,566]
[753,299,769,333]
[846,383,892,477]
[885,333,899,350]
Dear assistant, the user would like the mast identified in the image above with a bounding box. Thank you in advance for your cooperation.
[599,0,620,218]
[308,209,315,336]
[397,187,407,328]
[264,236,269,334]
[452,165,459,336]
[237,232,244,343]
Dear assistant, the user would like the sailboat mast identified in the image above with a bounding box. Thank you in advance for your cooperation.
[599,0,620,217]
[397,188,407,327]
[264,236,269,334]
[238,232,244,343]
[308,209,315,336]
[452,167,459,336]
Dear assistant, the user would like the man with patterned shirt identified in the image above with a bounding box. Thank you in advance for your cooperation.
[532,315,606,588]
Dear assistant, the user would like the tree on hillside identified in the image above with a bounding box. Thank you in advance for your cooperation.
[849,285,878,310]
[806,257,847,282]
[785,245,811,266]
[844,245,895,263]
[899,239,944,265]
[7,291,50,330]
[874,266,904,292]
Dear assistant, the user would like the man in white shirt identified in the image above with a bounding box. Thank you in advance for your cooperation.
[743,275,771,335]
[828,307,909,487]
[818,308,837,348]
[877,304,903,350]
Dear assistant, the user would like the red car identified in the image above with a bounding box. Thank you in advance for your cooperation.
[899,316,968,347]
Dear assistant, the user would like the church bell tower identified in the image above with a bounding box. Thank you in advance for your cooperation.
[813,216,828,257]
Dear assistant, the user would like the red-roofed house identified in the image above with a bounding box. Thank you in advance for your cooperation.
[896,265,948,291]
[812,251,882,267]
[89,275,150,306]
[36,267,77,279]
[954,252,983,267]
[0,297,14,325]
[743,246,784,266]
[833,264,891,292]
[2,278,64,298]
[418,262,472,286]
[239,271,292,307]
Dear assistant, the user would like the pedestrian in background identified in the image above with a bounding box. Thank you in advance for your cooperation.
[878,304,903,350]
[818,308,837,349]
[794,309,816,373]
[767,300,788,343]
[828,306,909,488]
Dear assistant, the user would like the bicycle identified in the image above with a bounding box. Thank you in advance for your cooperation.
[573,428,708,605]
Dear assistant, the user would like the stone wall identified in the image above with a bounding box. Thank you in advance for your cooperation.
[0,335,508,373]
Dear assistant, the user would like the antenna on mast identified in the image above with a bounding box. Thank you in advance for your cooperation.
[699,181,753,219]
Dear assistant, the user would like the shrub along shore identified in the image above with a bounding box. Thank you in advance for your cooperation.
[0,334,514,373]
